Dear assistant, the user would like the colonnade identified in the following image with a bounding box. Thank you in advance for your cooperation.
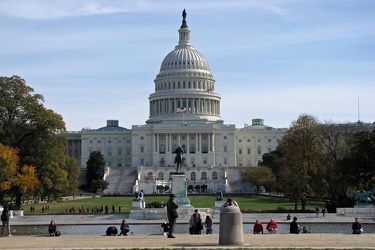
[149,97,220,116]
[153,132,215,154]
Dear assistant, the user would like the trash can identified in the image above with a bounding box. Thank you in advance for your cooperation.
[219,206,244,245]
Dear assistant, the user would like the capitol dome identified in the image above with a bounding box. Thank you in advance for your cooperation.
[146,10,222,125]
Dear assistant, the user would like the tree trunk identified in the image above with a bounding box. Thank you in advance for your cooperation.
[294,202,298,211]
[16,192,22,208]
[301,199,306,211]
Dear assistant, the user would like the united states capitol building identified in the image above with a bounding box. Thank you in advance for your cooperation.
[66,11,287,194]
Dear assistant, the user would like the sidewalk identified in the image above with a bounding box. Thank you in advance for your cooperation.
[0,234,374,249]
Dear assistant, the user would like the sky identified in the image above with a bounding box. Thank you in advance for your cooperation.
[1,0,374,131]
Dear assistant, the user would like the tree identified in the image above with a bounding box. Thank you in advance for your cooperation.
[86,151,106,188]
[0,76,79,205]
[0,144,19,203]
[241,165,276,194]
[320,122,359,210]
[0,144,38,204]
[278,114,326,211]
[90,180,109,194]
[342,129,375,190]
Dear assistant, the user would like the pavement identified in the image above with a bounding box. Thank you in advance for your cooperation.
[0,212,373,249]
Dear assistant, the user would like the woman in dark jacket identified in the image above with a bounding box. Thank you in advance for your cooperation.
[1,206,11,237]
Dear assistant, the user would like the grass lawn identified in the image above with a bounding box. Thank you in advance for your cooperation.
[21,195,325,215]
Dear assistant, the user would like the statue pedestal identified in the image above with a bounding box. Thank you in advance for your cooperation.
[171,174,192,208]
[132,200,145,210]
[215,200,224,208]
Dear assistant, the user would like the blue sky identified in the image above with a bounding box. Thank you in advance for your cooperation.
[1,0,374,131]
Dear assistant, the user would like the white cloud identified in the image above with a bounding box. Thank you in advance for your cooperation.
[0,0,288,19]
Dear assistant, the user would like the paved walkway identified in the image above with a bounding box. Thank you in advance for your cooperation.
[0,234,374,249]
[1,213,374,249]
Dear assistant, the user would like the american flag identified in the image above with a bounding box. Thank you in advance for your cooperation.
[176,107,186,113]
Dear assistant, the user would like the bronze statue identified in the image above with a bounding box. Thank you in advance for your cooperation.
[174,145,184,172]
[182,9,186,20]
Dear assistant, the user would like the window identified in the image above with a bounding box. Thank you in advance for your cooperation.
[190,144,195,153]
[247,139,250,142]
[89,140,93,143]
[140,136,144,140]
[268,139,271,142]
[247,148,251,155]
[127,139,130,143]
[257,146,262,155]
[258,139,261,142]
[212,172,218,180]
[201,172,207,180]
[158,172,164,180]
[191,172,196,181]
[239,139,242,142]
[140,146,144,153]
[147,172,153,180]
[108,140,111,143]
[268,147,272,153]
[126,148,131,155]
[98,140,101,143]
[118,148,122,156]
[239,148,242,155]
[140,158,144,165]
[223,146,227,152]
[118,140,121,143]
[224,136,227,140]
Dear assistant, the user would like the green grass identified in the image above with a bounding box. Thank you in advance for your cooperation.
[21,195,325,215]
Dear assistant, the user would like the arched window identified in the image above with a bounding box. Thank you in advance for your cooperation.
[201,172,207,180]
[147,172,153,180]
[212,172,218,180]
[158,172,164,180]
[191,172,196,181]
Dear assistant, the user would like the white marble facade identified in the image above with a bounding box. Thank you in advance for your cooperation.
[65,11,287,194]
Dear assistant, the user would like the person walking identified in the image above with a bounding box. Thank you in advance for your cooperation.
[1,206,11,237]
[315,207,320,218]
[166,194,178,238]
[204,215,213,234]
[189,209,203,235]
[322,208,326,217]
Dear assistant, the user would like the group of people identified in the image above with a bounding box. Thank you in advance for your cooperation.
[253,216,363,234]
[253,218,278,234]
